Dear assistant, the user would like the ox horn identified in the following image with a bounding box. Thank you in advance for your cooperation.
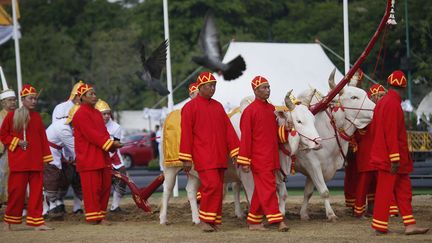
[328,68,336,89]
[304,89,316,107]
[285,89,296,111]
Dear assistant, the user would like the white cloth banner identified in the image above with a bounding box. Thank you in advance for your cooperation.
[0,24,20,45]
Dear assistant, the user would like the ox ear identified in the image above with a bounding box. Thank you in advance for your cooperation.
[275,110,287,120]
[328,68,336,89]
[349,76,358,87]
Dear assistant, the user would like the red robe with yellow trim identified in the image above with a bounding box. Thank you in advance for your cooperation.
[370,89,413,173]
[179,95,239,171]
[237,99,285,171]
[72,104,113,172]
[0,111,53,171]
[356,125,376,172]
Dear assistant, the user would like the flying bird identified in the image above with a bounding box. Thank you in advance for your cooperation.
[192,12,246,81]
[137,39,170,96]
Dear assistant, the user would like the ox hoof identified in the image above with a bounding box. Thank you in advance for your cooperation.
[160,221,170,225]
[300,215,310,221]
[327,215,338,222]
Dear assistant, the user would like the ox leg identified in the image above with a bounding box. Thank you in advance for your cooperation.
[312,176,337,222]
[300,177,314,220]
[276,182,287,216]
[185,174,200,225]
[232,182,245,219]
[275,171,287,216]
[159,167,181,225]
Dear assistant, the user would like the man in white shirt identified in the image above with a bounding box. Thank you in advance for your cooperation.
[44,105,82,218]
[95,99,127,213]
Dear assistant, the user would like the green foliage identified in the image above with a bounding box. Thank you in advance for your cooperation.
[147,158,161,171]
[0,0,430,114]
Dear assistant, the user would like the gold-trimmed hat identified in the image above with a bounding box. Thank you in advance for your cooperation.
[387,70,407,88]
[196,72,216,88]
[95,99,111,112]
[251,76,269,90]
[20,84,37,97]
[68,80,84,100]
[76,83,93,97]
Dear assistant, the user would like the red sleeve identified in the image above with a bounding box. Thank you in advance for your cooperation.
[36,114,53,163]
[75,111,113,152]
[225,113,239,158]
[237,109,252,166]
[0,112,20,152]
[179,104,193,162]
[383,102,400,163]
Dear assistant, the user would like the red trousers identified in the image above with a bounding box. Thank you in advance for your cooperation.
[344,160,358,208]
[355,171,399,217]
[354,171,376,216]
[80,167,111,222]
[372,170,416,232]
[247,170,283,225]
[4,171,45,227]
[197,168,224,224]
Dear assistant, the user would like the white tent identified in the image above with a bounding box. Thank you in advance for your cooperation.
[206,42,344,108]
[416,91,432,122]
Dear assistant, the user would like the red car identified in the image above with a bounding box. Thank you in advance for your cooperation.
[120,133,154,169]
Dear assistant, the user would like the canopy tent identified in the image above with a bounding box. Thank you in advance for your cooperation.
[206,42,344,108]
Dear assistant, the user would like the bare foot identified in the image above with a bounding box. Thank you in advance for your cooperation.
[374,230,387,236]
[405,225,429,235]
[356,215,369,220]
[278,221,289,232]
[199,222,215,232]
[3,222,12,231]
[211,224,220,232]
[249,223,268,231]
[99,220,112,226]
[35,224,54,231]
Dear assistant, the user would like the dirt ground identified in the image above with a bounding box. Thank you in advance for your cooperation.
[0,194,431,243]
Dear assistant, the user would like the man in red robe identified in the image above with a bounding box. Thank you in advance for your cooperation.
[370,71,429,235]
[179,72,239,232]
[354,84,386,217]
[236,76,289,232]
[72,83,122,224]
[1,84,53,231]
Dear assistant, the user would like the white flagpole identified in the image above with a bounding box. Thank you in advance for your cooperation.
[343,0,350,75]
[163,0,178,197]
[11,0,22,107]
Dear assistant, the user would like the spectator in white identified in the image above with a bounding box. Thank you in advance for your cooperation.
[51,80,83,123]
[51,80,83,211]
[44,104,82,218]
[0,66,17,209]
[95,99,128,213]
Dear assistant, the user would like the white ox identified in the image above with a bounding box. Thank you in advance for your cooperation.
[292,70,375,221]
[228,92,321,218]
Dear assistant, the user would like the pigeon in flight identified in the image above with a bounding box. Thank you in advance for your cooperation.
[192,12,246,81]
[137,39,170,96]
